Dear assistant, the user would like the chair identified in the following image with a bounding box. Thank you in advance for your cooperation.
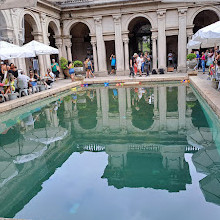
[215,72,220,90]
[0,94,5,102]
[17,78,29,97]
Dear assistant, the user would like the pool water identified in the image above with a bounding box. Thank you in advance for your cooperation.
[0,83,220,220]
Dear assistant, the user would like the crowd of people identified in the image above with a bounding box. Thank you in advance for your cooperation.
[129,52,152,77]
[193,48,220,74]
[0,59,59,102]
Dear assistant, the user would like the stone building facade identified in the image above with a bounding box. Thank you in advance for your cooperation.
[0,0,220,75]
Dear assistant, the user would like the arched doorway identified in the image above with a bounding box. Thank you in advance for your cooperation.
[128,17,152,57]
[70,22,92,63]
[193,10,219,34]
[0,11,8,41]
[48,22,58,62]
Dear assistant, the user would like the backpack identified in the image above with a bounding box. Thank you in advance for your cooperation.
[152,69,157,75]
[159,69,165,74]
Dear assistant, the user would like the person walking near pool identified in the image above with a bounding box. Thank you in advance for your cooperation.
[67,61,75,82]
[51,59,60,78]
[201,52,206,74]
[110,54,116,75]
[88,58,95,78]
[84,58,89,78]
[144,52,150,76]
[129,54,136,77]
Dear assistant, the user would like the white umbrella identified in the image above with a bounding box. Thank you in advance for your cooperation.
[0,0,37,10]
[192,21,220,47]
[187,40,201,50]
[22,40,59,56]
[0,41,35,60]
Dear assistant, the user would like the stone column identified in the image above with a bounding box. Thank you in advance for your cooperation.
[159,86,167,130]
[40,13,51,69]
[55,36,63,60]
[94,16,107,74]
[157,10,166,70]
[91,41,99,72]
[187,29,193,55]
[178,8,188,72]
[63,36,72,61]
[113,15,125,73]
[33,33,46,77]
[152,35,158,70]
[123,38,130,71]
[178,85,186,130]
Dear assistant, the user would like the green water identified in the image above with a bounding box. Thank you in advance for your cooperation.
[0,83,220,220]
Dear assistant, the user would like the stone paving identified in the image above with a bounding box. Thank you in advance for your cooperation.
[190,73,220,119]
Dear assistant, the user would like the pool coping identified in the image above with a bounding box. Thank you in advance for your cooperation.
[189,76,220,119]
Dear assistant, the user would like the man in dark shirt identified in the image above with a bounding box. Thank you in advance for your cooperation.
[130,53,137,77]
[8,63,18,78]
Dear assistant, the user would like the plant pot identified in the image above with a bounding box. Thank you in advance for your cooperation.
[187,60,197,70]
[74,67,84,73]
[63,69,70,78]
[8,93,17,100]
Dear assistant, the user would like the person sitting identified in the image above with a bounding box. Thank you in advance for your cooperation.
[4,73,15,95]
[17,71,30,90]
[51,59,60,78]
[45,68,55,88]
[29,70,38,86]
[8,63,18,78]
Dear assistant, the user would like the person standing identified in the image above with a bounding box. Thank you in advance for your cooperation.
[84,58,89,78]
[110,54,116,75]
[168,50,173,67]
[51,59,60,78]
[87,58,95,78]
[140,54,145,73]
[201,52,206,74]
[129,54,136,77]
[144,52,150,76]
[136,54,142,77]
[67,61,75,82]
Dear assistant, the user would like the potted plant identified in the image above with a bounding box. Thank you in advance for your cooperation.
[60,57,70,78]
[186,53,197,75]
[74,60,84,73]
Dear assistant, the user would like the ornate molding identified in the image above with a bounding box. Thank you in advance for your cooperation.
[94,16,102,25]
[123,38,129,44]
[113,15,121,23]
[178,7,188,15]
[157,9,166,18]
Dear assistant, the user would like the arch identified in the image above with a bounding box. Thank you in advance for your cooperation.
[0,11,8,40]
[47,19,61,36]
[125,13,155,32]
[64,19,94,36]
[190,6,220,27]
[20,10,41,34]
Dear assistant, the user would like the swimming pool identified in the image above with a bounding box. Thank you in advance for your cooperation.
[0,82,220,220]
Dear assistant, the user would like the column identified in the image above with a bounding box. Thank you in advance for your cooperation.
[123,38,129,71]
[154,86,158,115]
[91,41,99,72]
[187,29,193,54]
[33,33,46,77]
[178,85,186,130]
[40,13,51,69]
[63,36,72,61]
[152,35,158,70]
[159,86,167,130]
[55,36,63,60]
[100,88,109,129]
[94,16,107,74]
[113,15,124,72]
[178,8,188,72]
[157,10,166,70]
[118,88,127,130]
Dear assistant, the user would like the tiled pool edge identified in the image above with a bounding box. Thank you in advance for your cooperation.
[0,81,82,114]
[189,76,220,119]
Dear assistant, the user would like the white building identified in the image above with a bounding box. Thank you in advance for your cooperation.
[0,0,220,75]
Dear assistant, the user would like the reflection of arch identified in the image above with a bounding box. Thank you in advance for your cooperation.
[191,7,220,33]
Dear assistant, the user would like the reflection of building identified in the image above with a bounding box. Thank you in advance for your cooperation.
[0,1,219,74]
[102,144,192,192]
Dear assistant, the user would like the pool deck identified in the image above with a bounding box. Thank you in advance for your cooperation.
[1,72,220,118]
[190,73,220,118]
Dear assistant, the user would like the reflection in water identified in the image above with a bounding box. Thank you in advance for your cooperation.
[0,83,220,218]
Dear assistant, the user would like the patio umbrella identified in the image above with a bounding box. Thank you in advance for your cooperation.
[0,0,37,10]
[22,40,59,56]
[23,127,68,145]
[192,21,220,47]
[187,40,201,50]
[200,172,220,206]
[0,41,35,60]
